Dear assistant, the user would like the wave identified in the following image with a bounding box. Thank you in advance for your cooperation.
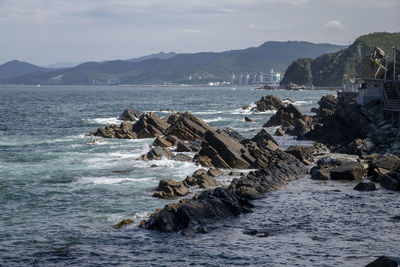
[84,117,122,125]
[203,117,225,123]
[192,110,224,115]
[293,100,313,105]
[75,176,155,185]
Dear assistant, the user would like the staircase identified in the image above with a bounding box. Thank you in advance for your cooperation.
[382,82,400,111]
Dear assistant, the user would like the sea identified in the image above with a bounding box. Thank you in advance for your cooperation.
[0,85,399,266]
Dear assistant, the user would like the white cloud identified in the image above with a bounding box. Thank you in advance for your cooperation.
[324,20,345,31]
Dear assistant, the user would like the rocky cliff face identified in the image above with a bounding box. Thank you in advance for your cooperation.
[281,32,400,87]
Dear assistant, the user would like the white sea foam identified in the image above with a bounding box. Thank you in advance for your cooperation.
[75,176,154,185]
[84,117,122,125]
[192,110,224,115]
[294,100,313,105]
[203,117,225,123]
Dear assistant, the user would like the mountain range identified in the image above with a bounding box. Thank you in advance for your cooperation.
[0,42,346,85]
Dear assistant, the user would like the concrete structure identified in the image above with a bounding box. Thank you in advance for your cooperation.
[354,78,384,105]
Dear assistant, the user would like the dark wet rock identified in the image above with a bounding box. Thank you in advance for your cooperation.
[381,171,400,191]
[133,112,170,139]
[347,138,376,156]
[229,158,307,199]
[314,94,337,120]
[365,256,398,267]
[165,135,179,145]
[312,143,331,156]
[153,179,189,199]
[165,111,214,142]
[250,95,285,112]
[275,128,285,136]
[189,140,202,152]
[140,147,173,161]
[285,145,314,165]
[243,229,269,237]
[223,128,246,143]
[245,116,255,122]
[184,169,221,188]
[250,129,278,148]
[371,167,390,182]
[90,122,137,139]
[119,108,141,121]
[146,187,253,233]
[172,154,193,162]
[153,136,173,148]
[207,169,224,177]
[113,219,134,229]
[310,157,344,180]
[330,162,364,181]
[263,104,303,128]
[354,181,377,191]
[176,141,192,152]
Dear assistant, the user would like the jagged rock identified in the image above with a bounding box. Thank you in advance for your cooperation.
[229,158,307,199]
[153,136,173,148]
[275,128,285,136]
[365,256,398,267]
[250,129,278,147]
[245,116,255,122]
[314,94,337,120]
[263,104,304,128]
[347,138,375,156]
[371,167,390,182]
[330,162,364,181]
[285,145,314,165]
[229,171,245,176]
[189,140,202,152]
[166,135,179,145]
[145,187,253,233]
[119,108,141,121]
[153,179,189,199]
[310,157,344,180]
[176,141,191,152]
[165,111,214,142]
[207,169,224,177]
[312,143,331,156]
[173,154,193,162]
[381,171,400,191]
[140,147,173,161]
[134,112,170,139]
[113,219,134,229]
[250,95,285,112]
[354,182,377,191]
[184,169,221,188]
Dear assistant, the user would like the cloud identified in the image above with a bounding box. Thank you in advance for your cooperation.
[248,23,280,32]
[169,28,200,33]
[324,20,345,31]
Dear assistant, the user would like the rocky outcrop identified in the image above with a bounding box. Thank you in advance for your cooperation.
[119,108,141,121]
[264,104,303,128]
[312,94,338,120]
[248,95,285,112]
[330,162,364,181]
[285,145,314,165]
[381,171,400,191]
[244,116,255,122]
[113,219,134,229]
[310,156,365,181]
[153,179,189,199]
[365,256,398,267]
[353,181,377,191]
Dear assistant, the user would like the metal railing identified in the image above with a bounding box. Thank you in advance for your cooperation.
[381,83,400,111]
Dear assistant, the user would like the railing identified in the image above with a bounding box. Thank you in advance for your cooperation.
[381,83,400,111]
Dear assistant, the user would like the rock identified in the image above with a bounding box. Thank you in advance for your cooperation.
[153,136,173,148]
[229,171,245,176]
[365,256,398,267]
[312,143,330,156]
[134,112,170,139]
[119,108,141,121]
[275,128,285,136]
[185,169,221,188]
[229,157,307,199]
[250,95,285,112]
[310,157,344,180]
[223,128,246,143]
[372,154,400,172]
[347,138,375,156]
[113,219,134,229]
[263,104,304,128]
[354,182,377,191]
[315,94,337,120]
[330,162,365,181]
[207,169,224,177]
[165,111,214,142]
[371,167,390,182]
[245,116,255,122]
[176,141,192,152]
[381,171,400,191]
[146,187,253,233]
[189,140,202,152]
[166,135,179,145]
[153,179,189,199]
[140,147,174,161]
[172,154,193,162]
[285,145,314,165]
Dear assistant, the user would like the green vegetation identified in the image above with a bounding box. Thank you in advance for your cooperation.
[281,32,400,87]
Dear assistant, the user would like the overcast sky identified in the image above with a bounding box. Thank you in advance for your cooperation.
[0,0,399,66]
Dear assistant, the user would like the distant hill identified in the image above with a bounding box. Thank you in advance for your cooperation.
[0,60,51,82]
[127,52,177,63]
[5,41,346,85]
[281,32,400,87]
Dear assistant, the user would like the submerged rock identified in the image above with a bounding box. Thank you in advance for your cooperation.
[354,181,377,191]
[365,256,398,267]
[113,219,134,229]
[381,171,400,191]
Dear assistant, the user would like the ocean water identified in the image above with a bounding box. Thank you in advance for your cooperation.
[0,85,399,266]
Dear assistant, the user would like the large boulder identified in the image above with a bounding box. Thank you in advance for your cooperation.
[330,162,365,181]
[165,111,214,142]
[365,256,398,267]
[313,94,338,120]
[153,179,189,199]
[119,108,141,121]
[133,112,170,139]
[140,147,174,161]
[372,154,400,172]
[90,122,137,139]
[285,145,314,165]
[263,104,304,128]
[353,181,377,191]
[381,171,400,191]
[249,95,285,112]
[249,129,279,151]
[146,187,253,233]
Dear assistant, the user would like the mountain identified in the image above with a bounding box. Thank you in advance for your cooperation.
[281,32,400,87]
[127,52,177,63]
[0,60,51,82]
[5,41,346,85]
[43,62,82,69]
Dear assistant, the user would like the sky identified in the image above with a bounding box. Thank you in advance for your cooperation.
[0,0,399,66]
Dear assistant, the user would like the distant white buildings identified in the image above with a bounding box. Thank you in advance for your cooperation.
[231,69,281,85]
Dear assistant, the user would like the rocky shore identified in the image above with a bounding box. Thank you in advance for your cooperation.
[91,92,400,237]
